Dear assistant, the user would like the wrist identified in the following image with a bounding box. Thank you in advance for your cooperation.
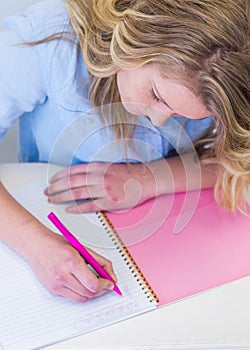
[133,160,170,200]
[6,215,53,264]
[143,158,174,197]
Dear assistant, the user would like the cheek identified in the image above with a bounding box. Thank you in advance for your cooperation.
[116,71,127,100]
[118,70,140,103]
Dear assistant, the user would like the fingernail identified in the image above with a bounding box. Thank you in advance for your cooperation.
[110,274,117,283]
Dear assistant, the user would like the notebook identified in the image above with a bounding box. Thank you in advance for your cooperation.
[0,180,249,350]
[107,189,250,306]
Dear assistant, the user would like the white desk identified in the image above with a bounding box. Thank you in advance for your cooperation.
[1,162,250,350]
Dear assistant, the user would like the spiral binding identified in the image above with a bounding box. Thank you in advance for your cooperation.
[97,211,159,304]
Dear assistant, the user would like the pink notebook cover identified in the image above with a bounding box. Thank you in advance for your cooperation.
[106,189,250,306]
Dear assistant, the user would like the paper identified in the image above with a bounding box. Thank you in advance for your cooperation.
[108,190,250,306]
[0,182,156,350]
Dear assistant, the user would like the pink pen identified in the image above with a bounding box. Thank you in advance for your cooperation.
[47,212,122,296]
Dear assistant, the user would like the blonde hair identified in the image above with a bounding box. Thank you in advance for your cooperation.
[65,0,250,212]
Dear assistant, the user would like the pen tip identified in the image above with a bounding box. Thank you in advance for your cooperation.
[113,285,123,296]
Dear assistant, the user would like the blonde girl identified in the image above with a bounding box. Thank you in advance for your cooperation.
[0,0,249,302]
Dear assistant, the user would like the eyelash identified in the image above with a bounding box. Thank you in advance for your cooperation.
[150,88,161,103]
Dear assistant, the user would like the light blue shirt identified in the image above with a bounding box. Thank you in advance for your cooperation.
[0,0,213,166]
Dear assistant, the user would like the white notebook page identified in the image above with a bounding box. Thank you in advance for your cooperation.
[0,181,157,350]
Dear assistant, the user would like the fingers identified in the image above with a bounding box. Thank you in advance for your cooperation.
[65,197,118,213]
[88,247,117,283]
[45,174,93,196]
[45,162,145,212]
[30,231,118,304]
[47,186,104,205]
[45,170,105,204]
[56,286,90,303]
[49,165,87,183]
[45,175,88,196]
[60,249,117,303]
[69,256,114,293]
[64,193,135,213]
[46,254,115,303]
[65,200,103,213]
[55,279,113,303]
[49,163,107,183]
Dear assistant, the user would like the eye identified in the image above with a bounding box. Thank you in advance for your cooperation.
[149,88,161,103]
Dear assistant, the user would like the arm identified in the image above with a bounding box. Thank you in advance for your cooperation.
[0,181,115,302]
[45,154,219,213]
[148,153,218,194]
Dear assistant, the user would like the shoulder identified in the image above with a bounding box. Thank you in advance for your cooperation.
[2,0,74,66]
[2,0,89,106]
[23,0,67,21]
[3,0,71,42]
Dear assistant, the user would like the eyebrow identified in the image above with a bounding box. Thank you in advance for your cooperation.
[152,81,173,110]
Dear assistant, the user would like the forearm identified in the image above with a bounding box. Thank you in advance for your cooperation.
[0,181,51,261]
[144,153,219,197]
[45,156,219,212]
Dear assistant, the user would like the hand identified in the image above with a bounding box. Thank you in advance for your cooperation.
[44,162,157,213]
[29,232,116,303]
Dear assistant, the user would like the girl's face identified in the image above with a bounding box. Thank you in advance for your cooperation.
[117,65,211,126]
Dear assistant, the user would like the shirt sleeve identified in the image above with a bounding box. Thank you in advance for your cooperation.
[0,14,47,140]
[159,116,215,157]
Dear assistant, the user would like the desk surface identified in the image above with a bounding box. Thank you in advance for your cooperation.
[1,162,250,350]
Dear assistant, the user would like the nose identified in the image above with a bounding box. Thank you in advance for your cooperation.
[147,107,172,127]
